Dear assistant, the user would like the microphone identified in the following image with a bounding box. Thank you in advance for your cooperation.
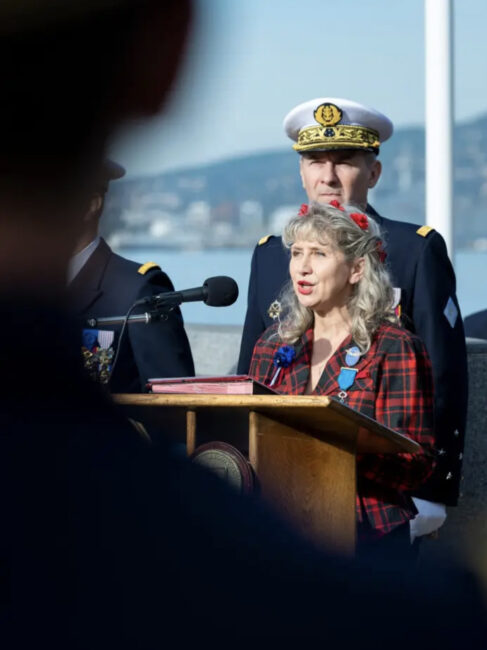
[135,276,239,308]
[85,277,239,328]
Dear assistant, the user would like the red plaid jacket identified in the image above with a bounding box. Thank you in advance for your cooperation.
[249,322,436,539]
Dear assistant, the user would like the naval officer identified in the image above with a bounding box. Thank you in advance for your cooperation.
[238,97,468,538]
[68,160,195,392]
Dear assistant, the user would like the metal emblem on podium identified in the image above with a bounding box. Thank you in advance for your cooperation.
[190,442,255,495]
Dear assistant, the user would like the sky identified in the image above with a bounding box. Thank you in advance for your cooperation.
[112,0,487,177]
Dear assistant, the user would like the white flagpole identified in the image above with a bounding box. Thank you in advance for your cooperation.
[425,0,454,257]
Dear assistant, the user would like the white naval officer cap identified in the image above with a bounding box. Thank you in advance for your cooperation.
[283,97,393,154]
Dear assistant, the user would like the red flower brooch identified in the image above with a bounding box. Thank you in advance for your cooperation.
[298,200,347,216]
[349,212,369,230]
[328,199,345,211]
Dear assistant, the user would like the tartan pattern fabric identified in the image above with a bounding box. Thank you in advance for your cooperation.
[249,322,436,538]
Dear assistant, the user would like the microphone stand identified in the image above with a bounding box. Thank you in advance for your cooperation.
[85,302,175,328]
[86,286,206,328]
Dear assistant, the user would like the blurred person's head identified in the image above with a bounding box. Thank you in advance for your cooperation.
[278,202,397,352]
[75,160,126,254]
[0,0,191,298]
[284,98,393,210]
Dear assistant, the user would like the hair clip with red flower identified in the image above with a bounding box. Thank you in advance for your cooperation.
[298,203,309,217]
[329,199,345,211]
[349,212,369,230]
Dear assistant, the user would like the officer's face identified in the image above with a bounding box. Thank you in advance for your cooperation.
[299,151,381,209]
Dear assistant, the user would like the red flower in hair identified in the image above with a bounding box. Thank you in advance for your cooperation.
[350,212,369,230]
[329,199,345,211]
[298,203,309,217]
[376,239,387,263]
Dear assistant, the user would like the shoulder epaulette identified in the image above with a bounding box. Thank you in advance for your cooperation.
[137,261,161,275]
[258,235,271,246]
[416,225,435,238]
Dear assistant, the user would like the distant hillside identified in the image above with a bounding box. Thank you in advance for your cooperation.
[103,114,487,250]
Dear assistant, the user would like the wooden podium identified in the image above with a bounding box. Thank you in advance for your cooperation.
[114,393,420,555]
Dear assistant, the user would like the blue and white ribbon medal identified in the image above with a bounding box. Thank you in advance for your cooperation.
[345,346,361,367]
[337,346,361,402]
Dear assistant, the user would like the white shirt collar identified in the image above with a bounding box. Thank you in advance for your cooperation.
[67,236,101,284]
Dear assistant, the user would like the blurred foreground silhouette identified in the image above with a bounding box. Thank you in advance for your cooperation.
[0,2,485,648]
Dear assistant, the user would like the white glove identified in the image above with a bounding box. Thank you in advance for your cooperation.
[410,497,447,542]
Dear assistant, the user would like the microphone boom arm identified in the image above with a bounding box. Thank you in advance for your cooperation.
[86,304,174,328]
[85,276,238,328]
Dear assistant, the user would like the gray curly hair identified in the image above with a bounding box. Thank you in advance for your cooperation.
[278,202,398,353]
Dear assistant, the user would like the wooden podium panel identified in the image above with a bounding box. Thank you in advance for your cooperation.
[249,411,356,554]
[114,394,420,554]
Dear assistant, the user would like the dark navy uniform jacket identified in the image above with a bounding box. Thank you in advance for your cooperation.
[464,309,487,340]
[238,206,468,506]
[68,238,194,393]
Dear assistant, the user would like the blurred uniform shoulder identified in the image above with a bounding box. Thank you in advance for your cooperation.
[415,225,435,238]
[378,215,438,243]
[255,234,284,253]
[108,251,173,291]
[258,234,272,246]
[137,261,160,275]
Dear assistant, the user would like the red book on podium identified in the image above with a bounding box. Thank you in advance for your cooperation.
[146,374,275,395]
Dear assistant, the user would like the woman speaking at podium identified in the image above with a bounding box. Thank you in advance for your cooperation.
[249,203,435,555]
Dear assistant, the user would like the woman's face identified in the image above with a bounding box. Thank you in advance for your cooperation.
[289,235,360,315]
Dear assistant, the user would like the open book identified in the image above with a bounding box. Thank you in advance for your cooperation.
[146,374,275,395]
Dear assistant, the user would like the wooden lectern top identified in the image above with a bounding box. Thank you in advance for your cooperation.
[113,393,421,455]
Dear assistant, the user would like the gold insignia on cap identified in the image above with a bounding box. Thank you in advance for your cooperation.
[258,235,271,246]
[416,225,435,238]
[294,125,380,152]
[294,102,381,153]
[314,103,343,127]
[138,261,161,275]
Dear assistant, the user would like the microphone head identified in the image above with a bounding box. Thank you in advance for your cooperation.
[203,276,239,307]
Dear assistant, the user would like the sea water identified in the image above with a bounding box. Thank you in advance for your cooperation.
[116,246,487,326]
